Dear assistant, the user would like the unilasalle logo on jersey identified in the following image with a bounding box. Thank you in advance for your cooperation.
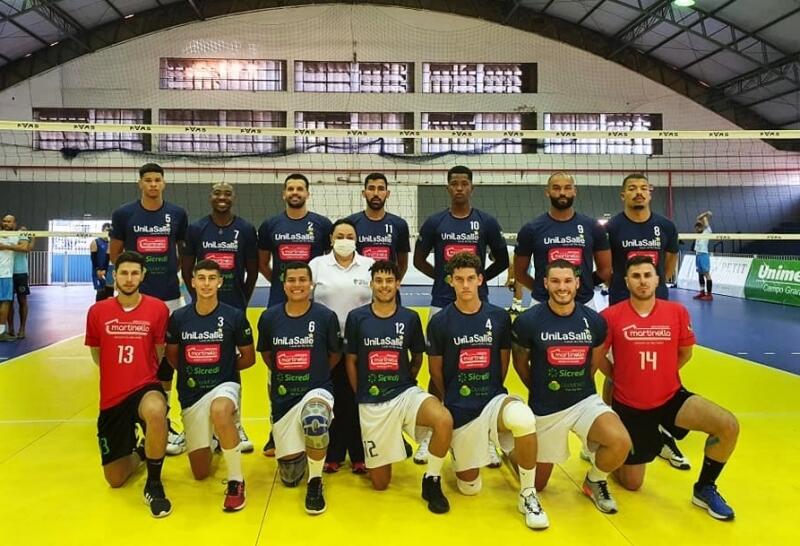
[368,350,400,371]
[276,349,311,371]
[622,324,672,343]
[185,344,221,364]
[104,319,151,337]
[546,346,590,366]
[205,252,236,270]
[548,247,583,265]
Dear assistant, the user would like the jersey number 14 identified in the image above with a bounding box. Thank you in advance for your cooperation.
[639,351,657,371]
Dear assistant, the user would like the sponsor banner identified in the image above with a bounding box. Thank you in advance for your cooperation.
[136,236,169,254]
[744,258,800,307]
[458,347,490,370]
[368,350,400,371]
[677,254,751,298]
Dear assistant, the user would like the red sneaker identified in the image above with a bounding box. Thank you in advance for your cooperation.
[323,461,341,473]
[693,292,706,300]
[701,293,714,301]
[223,480,246,512]
[352,462,368,475]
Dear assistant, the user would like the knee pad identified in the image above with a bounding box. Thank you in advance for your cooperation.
[502,400,536,437]
[278,453,307,487]
[156,358,174,382]
[301,400,331,450]
[456,476,482,496]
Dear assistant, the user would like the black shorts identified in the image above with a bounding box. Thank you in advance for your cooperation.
[97,383,166,466]
[612,387,694,465]
[13,274,30,297]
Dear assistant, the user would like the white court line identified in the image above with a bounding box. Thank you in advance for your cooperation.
[736,352,749,355]
[763,352,777,355]
[792,352,800,356]
[0,417,273,425]
[0,334,83,367]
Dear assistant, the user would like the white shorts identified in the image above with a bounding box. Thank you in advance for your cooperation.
[450,393,522,472]
[534,394,614,464]
[165,297,185,313]
[359,386,434,468]
[181,381,240,453]
[273,388,335,459]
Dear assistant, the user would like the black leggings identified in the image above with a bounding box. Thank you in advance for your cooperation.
[326,359,364,464]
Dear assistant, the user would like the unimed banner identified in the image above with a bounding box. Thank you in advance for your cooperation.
[744,258,800,307]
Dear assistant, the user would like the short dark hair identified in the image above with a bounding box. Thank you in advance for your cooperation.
[283,261,312,282]
[101,222,112,231]
[115,251,146,270]
[139,163,164,178]
[447,165,473,183]
[193,259,221,274]
[370,260,399,279]
[332,217,357,234]
[544,259,579,277]
[284,173,309,190]
[364,173,388,188]
[446,252,481,276]
[625,255,657,274]
[622,172,648,188]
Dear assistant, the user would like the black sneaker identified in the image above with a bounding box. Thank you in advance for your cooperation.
[262,433,276,457]
[134,439,146,462]
[305,477,326,515]
[143,480,172,518]
[403,437,413,458]
[421,475,450,514]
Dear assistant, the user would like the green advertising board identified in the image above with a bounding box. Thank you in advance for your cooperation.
[744,258,800,307]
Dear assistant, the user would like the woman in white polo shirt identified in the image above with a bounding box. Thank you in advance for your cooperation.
[309,218,374,474]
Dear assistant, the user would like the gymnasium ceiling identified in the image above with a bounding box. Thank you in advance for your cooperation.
[1,0,799,132]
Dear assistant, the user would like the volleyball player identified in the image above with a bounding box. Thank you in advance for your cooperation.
[256,262,341,515]
[413,165,508,465]
[84,251,172,518]
[693,211,713,300]
[166,259,255,512]
[512,260,630,514]
[344,260,452,513]
[427,252,549,529]
[110,163,189,456]
[182,182,258,452]
[90,223,114,302]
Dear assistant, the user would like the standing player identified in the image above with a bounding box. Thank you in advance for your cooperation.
[166,259,256,512]
[512,260,631,514]
[413,165,508,464]
[110,163,189,456]
[84,251,172,518]
[0,215,26,342]
[604,172,688,470]
[182,182,259,452]
[345,260,452,513]
[597,256,739,521]
[257,262,341,515]
[5,216,33,338]
[514,172,611,310]
[427,252,549,529]
[346,173,411,280]
[91,223,114,302]
[693,211,713,301]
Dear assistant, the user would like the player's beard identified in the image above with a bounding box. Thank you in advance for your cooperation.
[366,197,385,211]
[116,283,140,296]
[286,196,306,209]
[550,196,574,210]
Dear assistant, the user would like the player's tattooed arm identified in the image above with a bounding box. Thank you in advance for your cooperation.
[511,343,531,388]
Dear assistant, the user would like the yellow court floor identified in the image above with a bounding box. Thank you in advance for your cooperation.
[0,307,797,546]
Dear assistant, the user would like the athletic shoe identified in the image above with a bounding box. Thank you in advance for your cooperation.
[659,433,690,470]
[693,292,706,300]
[701,293,714,301]
[236,422,254,453]
[305,477,326,515]
[143,480,172,518]
[421,475,450,514]
[223,480,246,512]
[323,461,341,473]
[692,483,734,521]
[0,333,17,342]
[487,441,501,469]
[166,427,186,456]
[413,435,430,465]
[518,488,549,530]
[134,438,146,462]
[582,475,618,514]
[351,462,368,475]
[262,435,275,457]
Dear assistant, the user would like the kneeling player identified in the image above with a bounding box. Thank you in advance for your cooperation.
[166,259,255,511]
[512,260,631,513]
[427,252,548,529]
[257,262,341,515]
[345,260,453,513]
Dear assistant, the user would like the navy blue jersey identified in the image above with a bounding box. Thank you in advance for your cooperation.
[185,216,258,310]
[257,212,333,307]
[606,212,679,304]
[512,303,606,416]
[345,304,425,404]
[111,201,188,301]
[91,237,110,282]
[345,211,411,263]
[166,302,253,409]
[256,302,341,422]
[515,213,609,304]
[426,303,511,428]
[416,209,506,307]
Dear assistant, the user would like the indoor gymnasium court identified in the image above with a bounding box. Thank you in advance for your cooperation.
[1,2,799,545]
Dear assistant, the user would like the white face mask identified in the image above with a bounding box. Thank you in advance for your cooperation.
[333,239,356,257]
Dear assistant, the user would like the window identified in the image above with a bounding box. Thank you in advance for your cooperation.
[159,58,285,91]
[422,112,535,153]
[32,108,150,151]
[294,62,412,93]
[422,63,536,93]
[295,112,413,153]
[159,110,286,153]
[543,113,663,154]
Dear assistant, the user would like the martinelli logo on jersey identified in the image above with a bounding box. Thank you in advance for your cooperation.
[626,250,660,265]
[444,244,478,261]
[622,325,672,342]
[136,236,169,254]
[362,246,390,260]
[104,319,151,336]
[548,247,583,265]
[185,344,221,364]
[204,252,236,270]
[277,243,312,261]
[368,350,400,371]
[546,346,590,366]
[458,347,491,370]
[276,349,311,371]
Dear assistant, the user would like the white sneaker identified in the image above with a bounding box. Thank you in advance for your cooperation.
[413,435,430,465]
[582,475,618,514]
[166,429,186,456]
[518,488,549,530]
[236,421,254,453]
[487,441,501,468]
